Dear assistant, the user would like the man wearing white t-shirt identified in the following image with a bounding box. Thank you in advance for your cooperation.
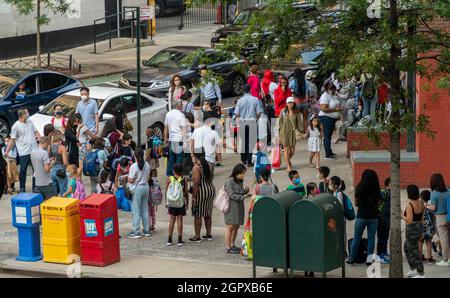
[5,109,41,193]
[190,114,222,179]
[164,101,187,177]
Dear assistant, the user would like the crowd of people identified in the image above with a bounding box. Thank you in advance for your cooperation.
[0,60,445,278]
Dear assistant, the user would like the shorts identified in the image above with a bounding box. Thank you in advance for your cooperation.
[36,184,57,200]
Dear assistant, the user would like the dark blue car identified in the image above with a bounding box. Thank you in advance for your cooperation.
[0,69,82,137]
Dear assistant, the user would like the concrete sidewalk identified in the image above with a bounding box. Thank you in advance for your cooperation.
[52,25,221,80]
[1,137,449,278]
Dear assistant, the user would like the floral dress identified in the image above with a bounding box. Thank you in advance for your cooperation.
[307,127,321,153]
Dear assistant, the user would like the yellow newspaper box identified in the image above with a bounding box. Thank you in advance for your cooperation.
[41,197,80,264]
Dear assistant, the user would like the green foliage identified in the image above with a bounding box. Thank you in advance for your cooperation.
[5,0,74,26]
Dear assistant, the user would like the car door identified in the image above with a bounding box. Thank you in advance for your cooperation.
[98,95,122,134]
[8,74,39,121]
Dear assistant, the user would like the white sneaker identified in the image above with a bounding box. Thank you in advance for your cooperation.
[412,274,425,278]
[436,260,449,267]
[406,269,418,278]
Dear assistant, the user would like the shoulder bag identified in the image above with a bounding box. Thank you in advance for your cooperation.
[288,113,303,141]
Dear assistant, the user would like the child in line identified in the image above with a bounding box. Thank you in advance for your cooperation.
[264,95,276,147]
[121,133,134,159]
[63,165,86,199]
[97,169,114,194]
[419,190,436,264]
[228,98,238,153]
[51,104,67,133]
[166,164,189,247]
[305,116,323,169]
[377,177,391,264]
[329,176,348,258]
[149,177,162,231]
[402,184,425,278]
[306,182,319,199]
[318,166,331,194]
[287,170,306,198]
[2,135,18,194]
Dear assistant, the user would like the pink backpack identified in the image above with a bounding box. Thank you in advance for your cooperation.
[73,178,87,201]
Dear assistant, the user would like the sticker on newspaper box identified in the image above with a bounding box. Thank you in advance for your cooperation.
[104,217,114,237]
[84,219,98,237]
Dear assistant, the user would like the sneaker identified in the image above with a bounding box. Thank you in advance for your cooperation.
[231,246,241,253]
[406,269,418,278]
[189,236,202,242]
[177,240,186,247]
[167,236,173,246]
[246,163,254,168]
[202,235,213,241]
[225,247,240,254]
[436,260,449,267]
[412,274,425,278]
[427,258,436,264]
[142,231,151,237]
[325,155,337,160]
[346,259,354,265]
[128,232,142,239]
[380,255,390,264]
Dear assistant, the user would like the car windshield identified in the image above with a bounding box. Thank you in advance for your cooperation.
[233,9,261,25]
[0,75,17,100]
[143,49,193,69]
[39,95,104,117]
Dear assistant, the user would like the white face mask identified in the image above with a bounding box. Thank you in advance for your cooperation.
[329,185,335,192]
[81,95,89,101]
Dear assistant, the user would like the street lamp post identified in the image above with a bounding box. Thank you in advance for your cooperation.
[136,6,142,147]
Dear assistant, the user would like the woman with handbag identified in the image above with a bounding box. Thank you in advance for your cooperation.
[224,164,250,254]
[279,97,304,172]
[127,148,151,239]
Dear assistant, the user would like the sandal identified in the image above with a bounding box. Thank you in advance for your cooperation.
[309,164,315,168]
[226,247,240,254]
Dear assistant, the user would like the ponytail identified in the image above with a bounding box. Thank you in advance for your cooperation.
[135,148,145,171]
[330,176,345,191]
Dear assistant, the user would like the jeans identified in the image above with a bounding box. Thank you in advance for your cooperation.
[131,184,150,235]
[50,164,68,196]
[350,217,379,262]
[362,96,377,119]
[166,141,184,176]
[89,175,99,194]
[376,216,390,256]
[318,116,337,156]
[19,154,35,191]
[239,119,257,164]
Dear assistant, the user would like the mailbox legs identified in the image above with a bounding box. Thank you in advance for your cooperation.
[272,268,278,273]
[253,263,256,278]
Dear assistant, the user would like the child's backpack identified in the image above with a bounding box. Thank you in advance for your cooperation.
[424,209,435,239]
[83,149,101,177]
[254,151,272,181]
[341,191,355,221]
[166,176,184,208]
[74,178,87,201]
[150,183,163,206]
[99,181,114,195]
[362,74,376,99]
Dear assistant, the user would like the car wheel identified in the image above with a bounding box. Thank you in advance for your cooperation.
[232,74,245,96]
[0,118,10,139]
[155,1,166,17]
[151,123,164,139]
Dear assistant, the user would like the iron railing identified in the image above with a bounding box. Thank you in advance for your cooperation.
[0,53,81,73]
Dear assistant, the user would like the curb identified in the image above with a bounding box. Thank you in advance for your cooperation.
[102,40,155,53]
[74,67,134,80]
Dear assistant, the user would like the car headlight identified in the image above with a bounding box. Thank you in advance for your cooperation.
[120,77,129,85]
[152,80,170,88]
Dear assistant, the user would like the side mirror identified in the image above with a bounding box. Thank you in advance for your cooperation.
[142,59,147,66]
[102,113,114,121]
[39,105,45,111]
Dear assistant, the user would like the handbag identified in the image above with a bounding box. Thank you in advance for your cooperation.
[126,165,146,200]
[56,168,66,178]
[288,113,303,141]
[213,186,230,214]
[123,118,134,132]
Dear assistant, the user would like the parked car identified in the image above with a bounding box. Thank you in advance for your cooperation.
[118,46,245,98]
[0,69,82,138]
[30,87,168,141]
[156,0,191,17]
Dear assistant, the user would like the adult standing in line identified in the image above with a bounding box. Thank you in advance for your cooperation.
[30,136,57,200]
[235,84,264,167]
[318,83,343,160]
[5,109,40,193]
[305,70,319,118]
[347,169,381,265]
[65,114,82,165]
[127,148,152,239]
[76,87,99,137]
[49,131,69,196]
[261,70,278,100]
[274,76,292,117]
[189,150,216,242]
[428,173,450,267]
[224,164,250,254]
[164,101,187,177]
[168,74,187,111]
[199,65,222,108]
[278,97,303,172]
[290,68,308,131]
[247,62,261,99]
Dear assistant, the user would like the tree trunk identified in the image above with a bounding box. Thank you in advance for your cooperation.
[388,0,403,278]
[36,0,41,68]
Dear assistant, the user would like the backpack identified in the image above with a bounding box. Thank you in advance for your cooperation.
[348,238,368,264]
[51,117,67,128]
[150,184,163,206]
[83,149,101,177]
[362,74,376,99]
[99,181,114,195]
[166,176,184,208]
[341,191,355,221]
[254,151,272,182]
[73,178,86,201]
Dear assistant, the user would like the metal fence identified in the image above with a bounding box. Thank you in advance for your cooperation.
[156,2,218,32]
[0,53,81,74]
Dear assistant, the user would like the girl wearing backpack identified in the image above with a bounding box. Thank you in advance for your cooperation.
[165,164,189,246]
[329,176,350,259]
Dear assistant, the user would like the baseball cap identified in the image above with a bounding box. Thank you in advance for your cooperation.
[286,97,295,103]
[305,70,317,79]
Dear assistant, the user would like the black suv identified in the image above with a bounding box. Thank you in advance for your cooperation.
[156,0,190,17]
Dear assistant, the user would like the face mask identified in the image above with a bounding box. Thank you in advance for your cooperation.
[66,171,71,177]
[56,110,64,116]
[81,95,88,101]
[293,178,301,185]
[329,185,335,191]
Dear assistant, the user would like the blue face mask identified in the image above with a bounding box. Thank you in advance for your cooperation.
[293,178,301,185]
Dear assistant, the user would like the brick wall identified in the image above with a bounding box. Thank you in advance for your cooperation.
[346,130,407,159]
[352,161,420,188]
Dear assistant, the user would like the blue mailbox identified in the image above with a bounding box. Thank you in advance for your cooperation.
[11,193,44,261]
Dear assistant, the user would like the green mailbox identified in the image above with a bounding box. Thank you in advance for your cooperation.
[288,193,345,278]
[252,190,300,278]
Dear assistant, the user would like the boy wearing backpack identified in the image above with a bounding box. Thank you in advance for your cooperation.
[165,164,189,247]
[252,142,271,184]
[361,73,377,119]
[377,177,391,264]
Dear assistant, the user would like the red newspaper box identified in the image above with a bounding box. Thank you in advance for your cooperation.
[79,194,120,266]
